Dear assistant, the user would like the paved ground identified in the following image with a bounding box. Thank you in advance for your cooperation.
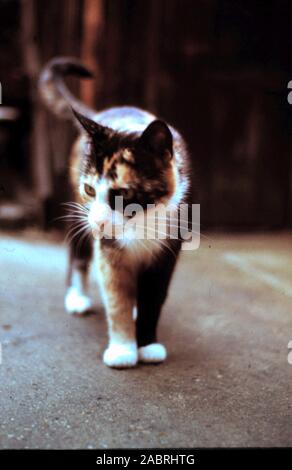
[0,230,291,448]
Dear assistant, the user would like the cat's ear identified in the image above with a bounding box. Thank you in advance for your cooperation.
[139,120,173,159]
[72,108,112,140]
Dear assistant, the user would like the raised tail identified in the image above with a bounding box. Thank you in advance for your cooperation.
[38,56,96,120]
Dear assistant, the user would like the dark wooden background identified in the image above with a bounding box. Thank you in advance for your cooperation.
[1,0,292,229]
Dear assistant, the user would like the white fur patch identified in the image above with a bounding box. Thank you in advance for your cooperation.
[64,287,93,315]
[103,342,138,368]
[138,343,167,363]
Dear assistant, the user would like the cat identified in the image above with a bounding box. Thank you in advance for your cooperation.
[39,57,192,368]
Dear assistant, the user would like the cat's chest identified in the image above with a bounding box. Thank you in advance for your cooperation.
[92,236,163,275]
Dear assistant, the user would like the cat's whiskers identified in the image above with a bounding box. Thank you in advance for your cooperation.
[62,201,89,213]
[131,222,171,240]
[66,222,90,246]
[131,221,201,245]
[62,201,86,208]
[75,226,92,254]
[146,215,201,227]
[134,238,160,260]
[54,214,88,223]
[127,222,178,259]
[65,221,88,241]
[142,216,212,241]
[65,213,91,242]
[147,238,177,259]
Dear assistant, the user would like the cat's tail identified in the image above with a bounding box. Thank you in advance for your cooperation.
[38,56,96,120]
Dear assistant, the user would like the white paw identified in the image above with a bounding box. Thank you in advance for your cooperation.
[103,342,138,368]
[64,287,93,315]
[138,343,167,363]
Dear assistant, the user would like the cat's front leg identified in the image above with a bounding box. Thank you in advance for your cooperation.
[96,251,137,368]
[136,241,181,364]
[65,233,93,315]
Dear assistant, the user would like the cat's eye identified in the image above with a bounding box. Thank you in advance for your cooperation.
[84,183,96,198]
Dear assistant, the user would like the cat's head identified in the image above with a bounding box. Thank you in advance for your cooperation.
[72,110,179,247]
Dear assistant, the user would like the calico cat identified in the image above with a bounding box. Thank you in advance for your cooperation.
[39,57,192,368]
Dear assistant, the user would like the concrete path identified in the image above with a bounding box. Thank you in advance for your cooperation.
[0,231,291,448]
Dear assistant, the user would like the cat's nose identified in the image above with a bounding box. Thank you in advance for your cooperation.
[89,202,112,227]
